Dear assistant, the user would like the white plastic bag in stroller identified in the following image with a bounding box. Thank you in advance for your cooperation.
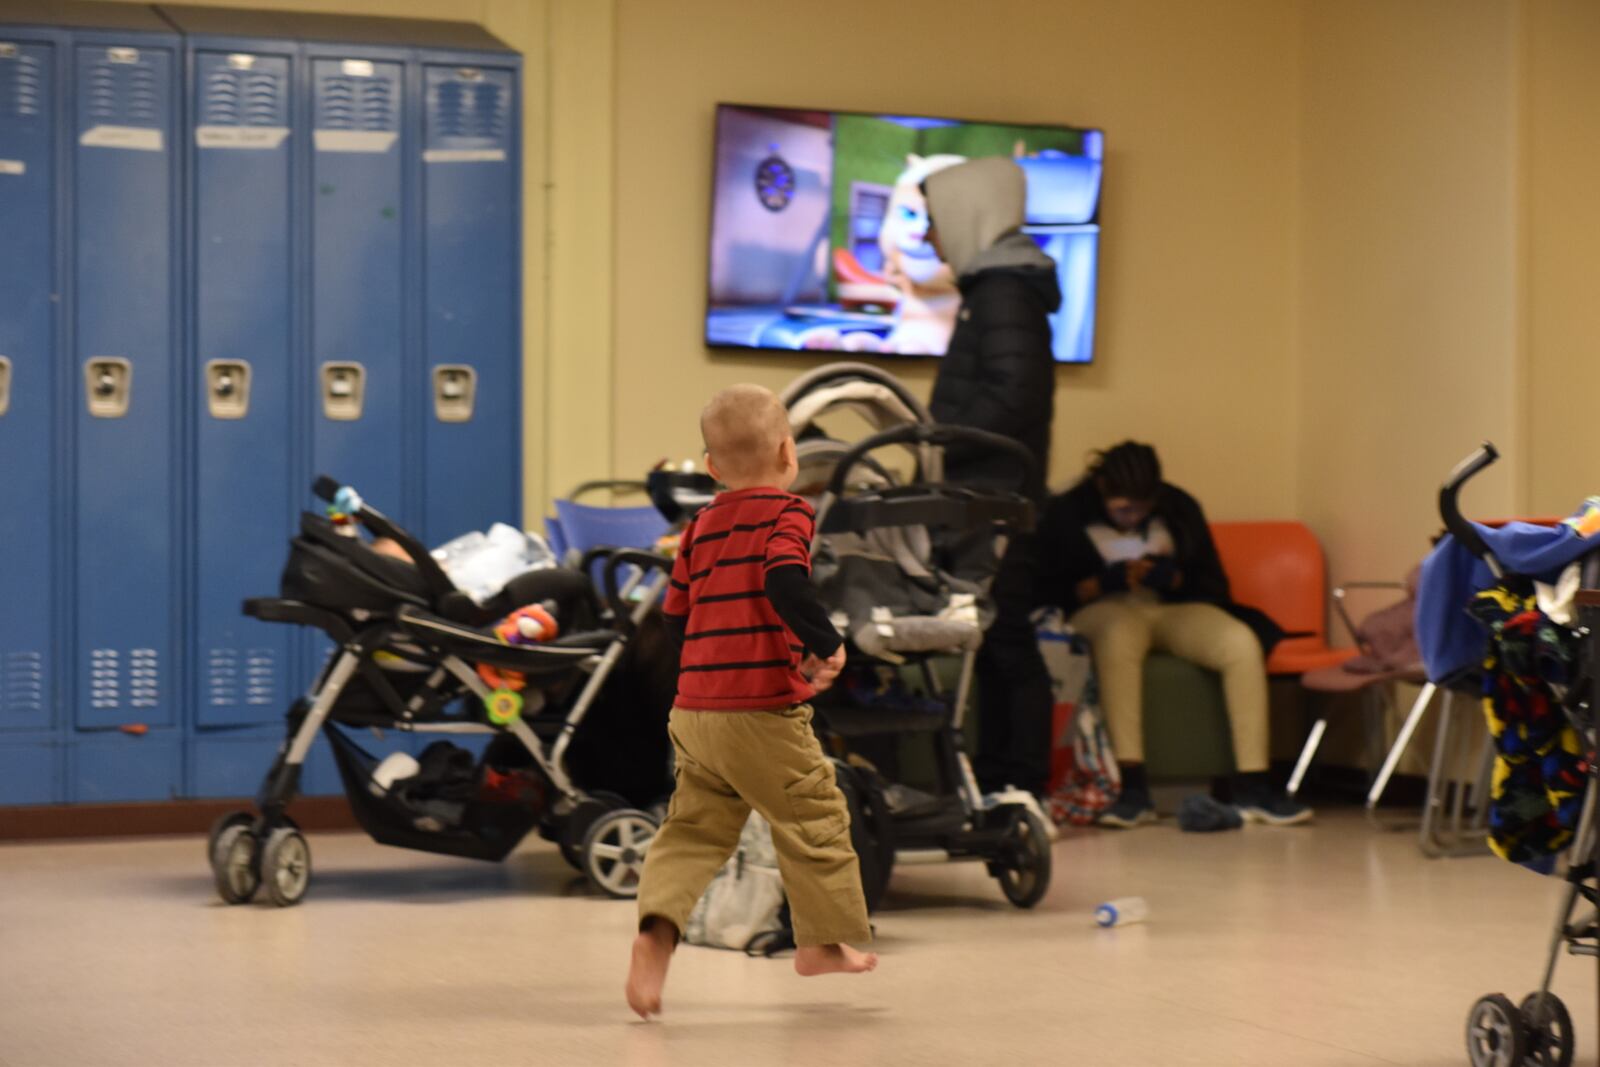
[431,523,557,604]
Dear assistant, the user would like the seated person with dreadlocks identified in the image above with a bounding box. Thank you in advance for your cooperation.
[1037,442,1309,828]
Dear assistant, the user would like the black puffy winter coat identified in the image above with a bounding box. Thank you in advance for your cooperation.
[928,265,1061,501]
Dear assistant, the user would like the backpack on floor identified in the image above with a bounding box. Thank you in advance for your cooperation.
[684,760,890,957]
[1036,610,1120,825]
[684,810,787,955]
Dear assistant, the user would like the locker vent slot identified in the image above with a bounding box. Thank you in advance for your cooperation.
[246,647,276,706]
[87,60,159,125]
[209,648,277,708]
[206,648,236,706]
[431,77,506,144]
[3,651,44,717]
[1,50,42,118]
[129,648,158,709]
[318,73,395,132]
[202,67,287,127]
[89,648,120,710]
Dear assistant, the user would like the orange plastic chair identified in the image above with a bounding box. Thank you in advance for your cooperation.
[1210,521,1357,797]
[1209,521,1356,677]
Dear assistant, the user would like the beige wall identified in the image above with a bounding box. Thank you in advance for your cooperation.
[610,0,1303,519]
[1295,0,1521,587]
[1524,0,1600,517]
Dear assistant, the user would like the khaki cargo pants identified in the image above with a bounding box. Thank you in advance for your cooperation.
[637,704,871,947]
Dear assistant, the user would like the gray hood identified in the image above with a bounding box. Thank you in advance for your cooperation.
[923,156,1055,280]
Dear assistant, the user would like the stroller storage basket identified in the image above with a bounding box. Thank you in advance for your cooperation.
[326,725,540,863]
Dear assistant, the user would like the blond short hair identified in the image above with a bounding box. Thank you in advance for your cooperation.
[701,384,791,482]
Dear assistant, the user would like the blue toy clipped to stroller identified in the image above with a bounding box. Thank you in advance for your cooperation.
[208,476,675,906]
[1427,445,1600,1067]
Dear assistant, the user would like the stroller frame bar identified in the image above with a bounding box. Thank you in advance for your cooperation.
[270,574,667,814]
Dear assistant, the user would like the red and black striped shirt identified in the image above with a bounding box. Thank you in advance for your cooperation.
[663,488,823,711]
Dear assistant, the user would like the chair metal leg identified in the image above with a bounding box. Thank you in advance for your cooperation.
[1419,690,1490,858]
[1287,718,1327,799]
[1367,681,1436,830]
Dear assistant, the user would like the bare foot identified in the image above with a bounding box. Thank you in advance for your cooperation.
[625,922,676,1020]
[794,943,879,977]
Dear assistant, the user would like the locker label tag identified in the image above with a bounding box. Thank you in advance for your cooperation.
[423,148,507,164]
[314,130,398,154]
[80,126,164,152]
[0,160,22,176]
[196,126,291,150]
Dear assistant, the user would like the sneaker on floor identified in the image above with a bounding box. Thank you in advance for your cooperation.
[1096,794,1159,829]
[1234,788,1313,826]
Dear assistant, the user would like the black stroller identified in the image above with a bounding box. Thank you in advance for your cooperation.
[782,364,1054,909]
[1438,445,1600,1067]
[207,477,674,906]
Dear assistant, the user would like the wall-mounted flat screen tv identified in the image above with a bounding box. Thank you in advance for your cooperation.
[705,104,1103,363]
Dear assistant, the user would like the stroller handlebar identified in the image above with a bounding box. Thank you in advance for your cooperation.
[600,549,674,635]
[1438,443,1499,566]
[824,423,1036,498]
[311,474,460,604]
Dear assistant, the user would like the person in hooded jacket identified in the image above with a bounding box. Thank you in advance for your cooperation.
[921,157,1061,798]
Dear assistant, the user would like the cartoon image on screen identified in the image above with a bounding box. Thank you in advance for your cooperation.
[706,105,1103,363]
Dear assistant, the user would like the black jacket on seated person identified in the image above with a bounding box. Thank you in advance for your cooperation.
[1036,481,1285,655]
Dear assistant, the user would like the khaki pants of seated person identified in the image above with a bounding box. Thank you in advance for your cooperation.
[1069,594,1270,773]
[637,705,871,948]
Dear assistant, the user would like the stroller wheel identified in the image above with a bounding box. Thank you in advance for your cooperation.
[581,808,658,899]
[559,798,612,871]
[1519,992,1574,1067]
[1467,994,1528,1067]
[261,828,312,908]
[207,810,254,866]
[995,810,1052,909]
[210,820,261,906]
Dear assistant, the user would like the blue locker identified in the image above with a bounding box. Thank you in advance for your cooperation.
[308,51,407,514]
[0,33,58,736]
[72,732,182,803]
[0,738,62,805]
[304,48,411,792]
[69,22,183,806]
[418,57,520,546]
[187,41,297,731]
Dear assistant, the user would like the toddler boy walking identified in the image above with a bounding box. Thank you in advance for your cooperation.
[625,384,877,1020]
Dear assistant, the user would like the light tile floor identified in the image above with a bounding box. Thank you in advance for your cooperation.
[0,810,1587,1067]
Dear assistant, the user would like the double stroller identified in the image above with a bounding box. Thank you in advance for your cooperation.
[1429,445,1600,1067]
[780,364,1056,909]
[207,477,674,906]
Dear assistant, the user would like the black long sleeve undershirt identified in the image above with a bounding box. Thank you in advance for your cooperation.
[659,565,842,659]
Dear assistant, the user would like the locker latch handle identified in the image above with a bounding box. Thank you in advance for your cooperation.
[0,356,10,418]
[206,360,252,419]
[321,362,366,421]
[433,364,477,423]
[84,358,132,418]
